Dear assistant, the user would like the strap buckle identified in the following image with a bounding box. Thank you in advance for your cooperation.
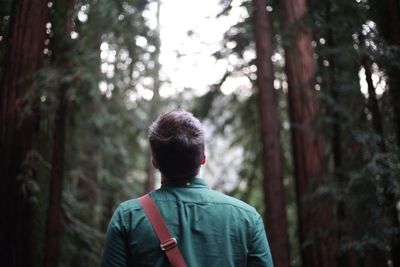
[160,237,177,251]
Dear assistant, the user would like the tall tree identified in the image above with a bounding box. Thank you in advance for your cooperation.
[144,0,161,193]
[361,56,385,152]
[0,0,49,266]
[369,0,400,146]
[359,4,400,259]
[323,6,349,267]
[387,0,400,148]
[253,0,290,266]
[43,0,75,266]
[318,2,359,266]
[278,0,337,266]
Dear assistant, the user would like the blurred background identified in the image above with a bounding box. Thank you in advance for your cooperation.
[0,0,399,266]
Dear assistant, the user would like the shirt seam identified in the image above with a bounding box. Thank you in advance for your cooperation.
[121,198,257,215]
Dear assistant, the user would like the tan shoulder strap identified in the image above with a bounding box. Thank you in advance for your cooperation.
[138,194,187,267]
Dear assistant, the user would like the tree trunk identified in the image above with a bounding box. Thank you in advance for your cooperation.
[326,26,346,267]
[145,0,161,193]
[278,1,338,266]
[359,1,400,262]
[361,52,400,267]
[388,0,400,148]
[323,5,359,267]
[0,0,49,266]
[389,0,400,267]
[43,86,68,267]
[361,56,385,152]
[253,1,290,266]
[43,1,74,266]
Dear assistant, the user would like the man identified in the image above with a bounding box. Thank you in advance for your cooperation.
[101,109,274,267]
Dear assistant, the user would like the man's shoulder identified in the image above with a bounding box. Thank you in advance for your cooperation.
[115,188,259,218]
[116,198,142,214]
[207,189,259,214]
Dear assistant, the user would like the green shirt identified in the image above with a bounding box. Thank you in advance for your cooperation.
[101,178,274,267]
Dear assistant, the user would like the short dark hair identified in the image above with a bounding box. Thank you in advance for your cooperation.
[148,109,204,180]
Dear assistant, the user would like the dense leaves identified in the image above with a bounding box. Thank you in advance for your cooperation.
[0,0,399,266]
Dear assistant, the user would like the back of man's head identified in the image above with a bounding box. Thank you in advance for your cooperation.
[148,109,204,181]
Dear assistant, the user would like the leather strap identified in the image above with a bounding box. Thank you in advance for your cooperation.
[139,194,187,267]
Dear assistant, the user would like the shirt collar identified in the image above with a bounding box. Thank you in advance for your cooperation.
[161,177,209,188]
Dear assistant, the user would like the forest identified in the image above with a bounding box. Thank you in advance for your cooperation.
[0,0,399,266]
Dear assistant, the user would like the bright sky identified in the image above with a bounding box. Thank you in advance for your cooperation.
[89,0,387,101]
[157,0,248,98]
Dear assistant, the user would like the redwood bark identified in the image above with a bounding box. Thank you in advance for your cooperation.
[278,0,337,266]
[0,0,49,266]
[253,0,290,266]
[43,1,74,266]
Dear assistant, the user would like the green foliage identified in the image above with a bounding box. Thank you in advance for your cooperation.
[1,0,399,266]
[0,0,166,265]
[53,0,161,264]
[196,0,400,265]
[309,0,400,263]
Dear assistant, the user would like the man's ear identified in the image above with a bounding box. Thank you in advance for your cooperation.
[151,158,159,169]
[200,154,206,165]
